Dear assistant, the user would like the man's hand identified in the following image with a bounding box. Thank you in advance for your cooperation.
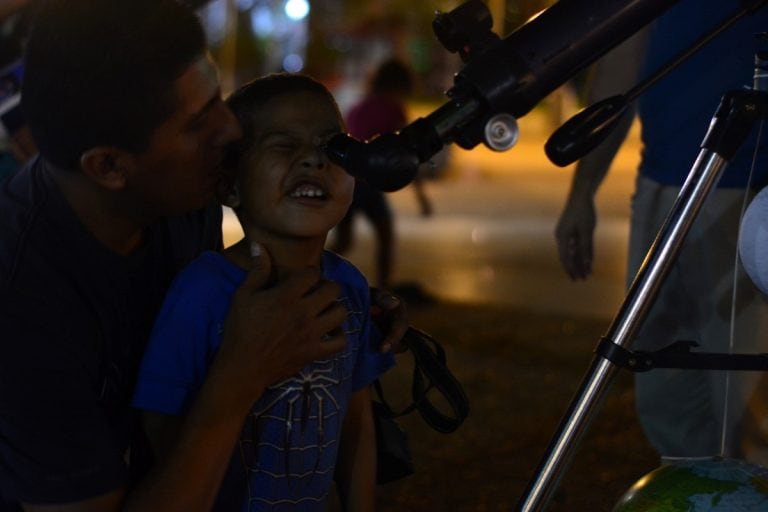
[215,243,348,409]
[551,31,645,284]
[370,287,408,353]
[555,196,596,281]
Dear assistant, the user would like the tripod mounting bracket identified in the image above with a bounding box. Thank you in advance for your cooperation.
[596,337,768,372]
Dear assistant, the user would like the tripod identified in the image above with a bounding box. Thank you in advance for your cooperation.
[517,45,768,512]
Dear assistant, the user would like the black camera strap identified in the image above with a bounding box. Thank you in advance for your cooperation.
[373,326,469,434]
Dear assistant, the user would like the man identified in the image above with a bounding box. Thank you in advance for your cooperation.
[0,1,405,510]
[555,0,768,461]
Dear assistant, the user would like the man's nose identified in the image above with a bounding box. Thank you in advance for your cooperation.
[213,102,243,146]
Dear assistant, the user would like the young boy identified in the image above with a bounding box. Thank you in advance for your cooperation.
[132,74,394,511]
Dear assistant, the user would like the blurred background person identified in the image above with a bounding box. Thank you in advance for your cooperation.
[331,58,434,293]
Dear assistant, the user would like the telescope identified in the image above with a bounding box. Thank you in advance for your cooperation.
[326,0,767,192]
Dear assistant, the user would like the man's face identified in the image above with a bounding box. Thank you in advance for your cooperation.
[125,54,241,217]
[235,90,353,244]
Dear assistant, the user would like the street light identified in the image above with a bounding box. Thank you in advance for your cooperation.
[284,0,309,20]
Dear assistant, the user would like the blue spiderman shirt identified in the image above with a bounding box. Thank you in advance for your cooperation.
[132,250,394,511]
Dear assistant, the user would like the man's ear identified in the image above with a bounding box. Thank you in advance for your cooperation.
[79,147,130,191]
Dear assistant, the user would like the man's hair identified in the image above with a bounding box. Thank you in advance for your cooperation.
[21,0,207,170]
[225,73,340,149]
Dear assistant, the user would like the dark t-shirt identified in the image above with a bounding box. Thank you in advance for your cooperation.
[638,0,768,188]
[345,93,406,141]
[0,157,222,505]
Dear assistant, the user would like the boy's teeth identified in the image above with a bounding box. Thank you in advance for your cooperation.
[290,184,325,198]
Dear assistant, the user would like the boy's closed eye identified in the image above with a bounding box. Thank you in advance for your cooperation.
[271,142,297,152]
[259,127,343,155]
[261,134,299,152]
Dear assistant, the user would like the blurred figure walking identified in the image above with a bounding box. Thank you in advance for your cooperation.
[332,58,433,290]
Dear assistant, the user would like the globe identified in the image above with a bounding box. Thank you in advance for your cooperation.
[613,457,768,511]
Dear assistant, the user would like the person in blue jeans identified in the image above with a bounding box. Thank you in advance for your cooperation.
[133,74,395,511]
[555,0,768,462]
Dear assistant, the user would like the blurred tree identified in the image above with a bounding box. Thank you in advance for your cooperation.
[303,0,557,88]
[305,0,463,102]
[199,0,558,99]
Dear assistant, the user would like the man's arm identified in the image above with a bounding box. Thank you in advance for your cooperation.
[22,248,348,512]
[125,251,350,511]
[555,30,648,280]
[335,387,376,512]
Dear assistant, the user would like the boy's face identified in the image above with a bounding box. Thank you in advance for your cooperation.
[235,90,353,242]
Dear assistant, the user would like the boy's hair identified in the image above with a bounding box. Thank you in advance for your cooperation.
[22,0,207,171]
[225,73,341,150]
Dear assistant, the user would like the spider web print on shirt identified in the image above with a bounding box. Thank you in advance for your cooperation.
[237,295,365,511]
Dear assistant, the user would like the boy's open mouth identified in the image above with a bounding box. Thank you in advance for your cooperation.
[288,181,328,200]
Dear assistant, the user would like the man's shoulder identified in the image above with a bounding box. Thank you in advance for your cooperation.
[0,159,57,288]
[161,204,223,271]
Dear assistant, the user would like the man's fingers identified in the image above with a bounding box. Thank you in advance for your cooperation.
[314,299,348,338]
[368,287,409,353]
[299,278,343,317]
[238,241,275,291]
[557,232,579,279]
[298,306,347,363]
[241,262,346,338]
[557,240,571,275]
[558,232,593,281]
[578,235,593,278]
[312,333,347,359]
[374,294,408,353]
[371,287,401,311]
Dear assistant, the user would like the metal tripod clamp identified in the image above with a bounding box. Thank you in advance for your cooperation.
[595,337,768,372]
